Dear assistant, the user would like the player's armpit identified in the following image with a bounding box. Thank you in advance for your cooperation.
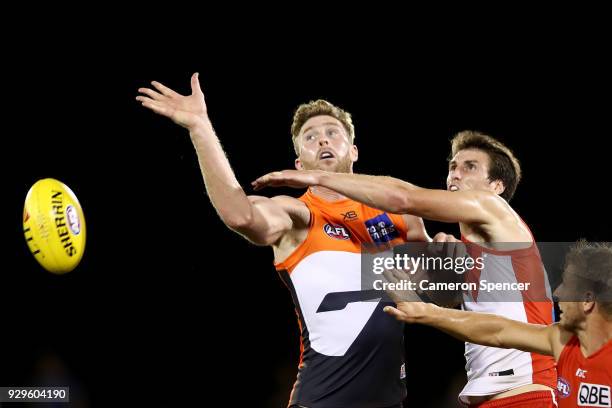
[229,196,305,246]
[550,323,573,361]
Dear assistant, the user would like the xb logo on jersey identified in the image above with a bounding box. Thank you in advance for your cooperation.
[341,210,358,222]
[324,224,350,240]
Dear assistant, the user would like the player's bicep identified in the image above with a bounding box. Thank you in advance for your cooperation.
[229,196,293,246]
[498,319,555,356]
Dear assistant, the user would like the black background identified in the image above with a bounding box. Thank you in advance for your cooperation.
[3,18,611,407]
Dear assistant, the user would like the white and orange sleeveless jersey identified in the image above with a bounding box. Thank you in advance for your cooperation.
[459,235,557,404]
[275,189,411,408]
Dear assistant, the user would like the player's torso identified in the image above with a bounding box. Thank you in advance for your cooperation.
[275,190,409,407]
[557,337,612,408]
[459,237,557,402]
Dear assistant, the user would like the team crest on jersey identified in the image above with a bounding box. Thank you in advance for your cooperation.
[365,213,398,244]
[558,376,571,398]
[323,223,350,240]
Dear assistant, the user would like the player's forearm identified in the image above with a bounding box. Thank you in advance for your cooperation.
[430,306,554,355]
[317,172,421,213]
[317,172,490,224]
[188,119,253,228]
[420,304,507,348]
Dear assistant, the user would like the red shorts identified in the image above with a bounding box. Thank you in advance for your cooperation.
[469,390,557,408]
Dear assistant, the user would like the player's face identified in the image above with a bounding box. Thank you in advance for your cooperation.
[447,149,502,194]
[295,115,357,173]
[554,267,586,331]
[557,301,583,331]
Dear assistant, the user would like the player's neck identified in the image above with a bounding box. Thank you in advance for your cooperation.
[310,186,347,202]
[578,314,612,357]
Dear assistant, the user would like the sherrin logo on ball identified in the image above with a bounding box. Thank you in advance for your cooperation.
[23,178,86,274]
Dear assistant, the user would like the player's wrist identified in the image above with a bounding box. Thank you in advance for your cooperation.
[422,303,443,324]
[316,170,331,187]
[188,116,214,138]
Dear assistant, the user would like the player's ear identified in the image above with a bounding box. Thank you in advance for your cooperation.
[491,179,505,196]
[350,144,358,163]
[583,292,596,314]
[295,158,303,170]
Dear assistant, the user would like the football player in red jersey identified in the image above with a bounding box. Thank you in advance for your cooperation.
[384,241,612,408]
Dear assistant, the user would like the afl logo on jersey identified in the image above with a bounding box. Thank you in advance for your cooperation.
[558,376,571,398]
[324,223,350,240]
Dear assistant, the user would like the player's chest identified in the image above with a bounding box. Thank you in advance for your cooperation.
[314,208,401,246]
[557,357,611,407]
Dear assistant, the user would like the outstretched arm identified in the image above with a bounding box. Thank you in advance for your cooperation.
[253,170,504,225]
[384,301,563,357]
[137,74,301,245]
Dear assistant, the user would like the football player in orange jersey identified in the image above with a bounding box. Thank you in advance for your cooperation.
[137,74,433,408]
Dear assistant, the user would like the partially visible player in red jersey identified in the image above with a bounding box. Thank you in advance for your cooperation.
[384,240,612,408]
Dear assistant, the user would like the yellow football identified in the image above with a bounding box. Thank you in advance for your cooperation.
[23,178,86,274]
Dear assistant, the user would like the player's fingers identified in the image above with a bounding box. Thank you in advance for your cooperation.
[383,306,408,321]
[392,268,409,282]
[382,269,395,284]
[251,177,267,191]
[137,87,167,102]
[151,80,183,98]
[432,232,448,243]
[139,98,170,116]
[252,173,274,189]
[432,235,446,254]
[191,72,203,95]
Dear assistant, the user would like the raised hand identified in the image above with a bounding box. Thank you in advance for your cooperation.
[136,73,208,130]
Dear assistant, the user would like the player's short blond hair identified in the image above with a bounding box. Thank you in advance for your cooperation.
[291,99,355,155]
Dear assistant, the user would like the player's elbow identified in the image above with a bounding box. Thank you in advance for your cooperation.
[388,191,417,214]
[221,211,255,231]
[389,190,419,215]
[490,332,506,349]
[226,217,283,247]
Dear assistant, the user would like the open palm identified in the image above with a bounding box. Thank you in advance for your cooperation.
[137,73,208,129]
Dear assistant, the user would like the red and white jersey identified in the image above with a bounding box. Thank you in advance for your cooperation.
[459,236,557,403]
[557,336,612,408]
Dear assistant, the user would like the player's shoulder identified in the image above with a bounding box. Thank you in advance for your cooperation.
[270,195,307,208]
[552,324,577,361]
[270,194,303,203]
